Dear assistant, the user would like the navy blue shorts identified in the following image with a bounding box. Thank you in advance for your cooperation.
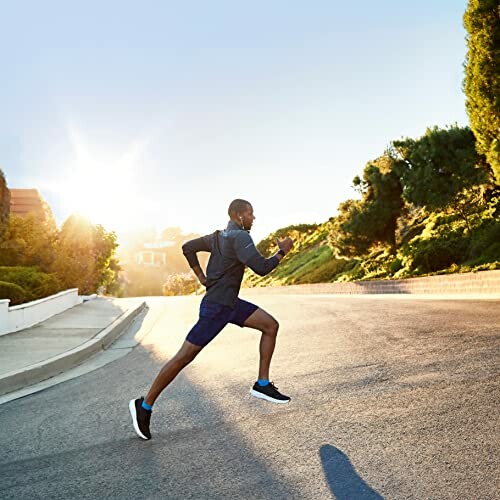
[186,297,259,347]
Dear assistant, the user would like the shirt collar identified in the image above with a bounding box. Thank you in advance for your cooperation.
[226,220,248,232]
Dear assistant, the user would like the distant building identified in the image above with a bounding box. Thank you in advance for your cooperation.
[9,188,55,227]
[135,240,175,267]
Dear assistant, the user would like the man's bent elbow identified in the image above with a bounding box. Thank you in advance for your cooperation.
[182,242,193,256]
[253,265,275,277]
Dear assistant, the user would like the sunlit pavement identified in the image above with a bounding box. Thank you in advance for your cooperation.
[0,293,498,499]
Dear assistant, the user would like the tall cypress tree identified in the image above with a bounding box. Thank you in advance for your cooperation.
[463,0,500,184]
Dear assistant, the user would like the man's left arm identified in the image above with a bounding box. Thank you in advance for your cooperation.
[234,233,283,276]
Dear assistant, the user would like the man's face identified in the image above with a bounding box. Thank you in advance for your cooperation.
[239,204,255,231]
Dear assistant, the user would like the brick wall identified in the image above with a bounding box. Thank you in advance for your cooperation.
[243,270,500,295]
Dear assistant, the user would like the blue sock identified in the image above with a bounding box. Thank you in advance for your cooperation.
[142,400,153,411]
[257,379,269,387]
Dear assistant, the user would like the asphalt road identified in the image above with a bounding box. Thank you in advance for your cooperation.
[1,293,499,499]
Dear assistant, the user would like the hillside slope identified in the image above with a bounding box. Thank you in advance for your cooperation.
[244,201,500,288]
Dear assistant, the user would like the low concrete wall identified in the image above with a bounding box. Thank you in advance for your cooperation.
[0,289,83,336]
[0,300,147,397]
[244,270,500,295]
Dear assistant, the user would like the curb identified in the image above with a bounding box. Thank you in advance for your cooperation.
[0,300,147,397]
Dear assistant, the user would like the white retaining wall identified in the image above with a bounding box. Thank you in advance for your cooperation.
[0,289,83,336]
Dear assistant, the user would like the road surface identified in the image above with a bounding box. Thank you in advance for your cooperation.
[1,293,499,499]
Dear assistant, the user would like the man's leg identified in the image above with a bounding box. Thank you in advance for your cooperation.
[242,307,290,403]
[129,340,203,440]
[145,299,230,406]
[242,308,279,380]
[130,300,230,439]
[145,340,203,406]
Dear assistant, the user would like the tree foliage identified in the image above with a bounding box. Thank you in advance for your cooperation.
[256,223,319,257]
[0,211,120,301]
[330,199,372,257]
[463,0,500,183]
[0,280,28,305]
[0,214,57,271]
[52,215,120,295]
[332,155,403,257]
[391,125,489,210]
[162,273,198,296]
[0,266,62,302]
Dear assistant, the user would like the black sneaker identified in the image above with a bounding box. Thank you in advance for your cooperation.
[250,381,291,404]
[129,397,152,440]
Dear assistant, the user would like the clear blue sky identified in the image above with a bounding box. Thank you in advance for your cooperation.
[2,0,469,243]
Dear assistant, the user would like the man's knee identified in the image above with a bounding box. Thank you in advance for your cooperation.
[176,352,197,367]
[174,345,202,366]
[263,318,279,337]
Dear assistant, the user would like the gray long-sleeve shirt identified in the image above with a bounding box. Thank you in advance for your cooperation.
[182,220,279,307]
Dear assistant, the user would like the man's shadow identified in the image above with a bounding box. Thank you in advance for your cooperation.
[320,445,384,499]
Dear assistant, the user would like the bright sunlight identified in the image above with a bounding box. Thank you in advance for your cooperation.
[58,125,148,232]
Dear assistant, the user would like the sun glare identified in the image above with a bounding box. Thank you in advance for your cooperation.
[60,126,148,232]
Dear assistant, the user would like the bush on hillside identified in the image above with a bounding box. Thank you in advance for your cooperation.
[466,218,500,265]
[334,249,394,281]
[162,273,198,296]
[294,257,351,283]
[0,280,30,305]
[0,266,63,301]
[256,224,320,257]
[404,235,470,273]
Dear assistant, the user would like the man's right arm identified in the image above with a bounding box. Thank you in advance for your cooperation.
[182,235,212,284]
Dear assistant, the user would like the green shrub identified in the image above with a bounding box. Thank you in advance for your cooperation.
[256,223,320,257]
[405,235,470,273]
[0,280,30,305]
[162,273,197,296]
[482,243,500,261]
[0,266,63,300]
[467,220,500,262]
[389,257,403,274]
[282,246,332,280]
[333,259,361,281]
[296,257,350,283]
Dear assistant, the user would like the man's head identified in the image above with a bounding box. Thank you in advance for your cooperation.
[228,199,255,231]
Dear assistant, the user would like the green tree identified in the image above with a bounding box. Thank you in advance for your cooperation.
[391,125,489,210]
[0,213,57,270]
[463,0,500,184]
[330,199,371,257]
[53,215,120,294]
[92,223,121,294]
[331,155,403,256]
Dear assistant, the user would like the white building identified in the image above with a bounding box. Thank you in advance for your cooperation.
[135,240,174,267]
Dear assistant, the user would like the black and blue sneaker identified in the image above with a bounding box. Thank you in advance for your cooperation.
[250,381,291,404]
[129,397,152,440]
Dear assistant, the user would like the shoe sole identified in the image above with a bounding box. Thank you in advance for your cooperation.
[129,399,150,440]
[249,389,290,404]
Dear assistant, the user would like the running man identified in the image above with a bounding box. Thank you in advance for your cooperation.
[129,199,294,440]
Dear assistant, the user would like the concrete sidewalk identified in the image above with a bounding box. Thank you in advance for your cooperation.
[0,297,146,396]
